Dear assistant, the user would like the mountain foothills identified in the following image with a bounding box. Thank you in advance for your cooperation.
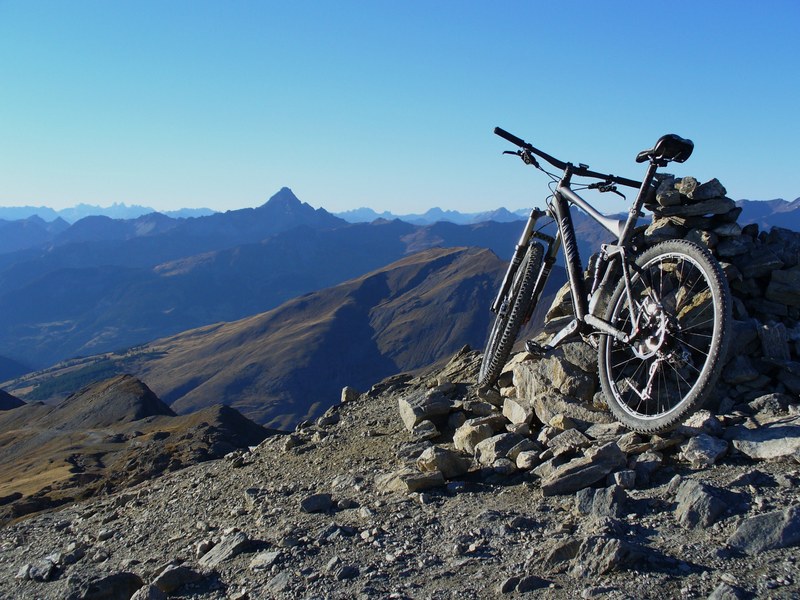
[0,375,275,525]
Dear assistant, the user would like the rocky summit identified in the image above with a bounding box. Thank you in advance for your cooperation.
[3,176,800,599]
[0,342,798,599]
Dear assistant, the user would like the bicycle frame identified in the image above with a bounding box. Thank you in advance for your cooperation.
[499,159,662,352]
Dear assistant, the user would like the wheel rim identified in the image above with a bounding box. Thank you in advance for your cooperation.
[604,251,721,420]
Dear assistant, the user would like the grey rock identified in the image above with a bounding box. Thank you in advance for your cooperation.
[376,468,444,493]
[267,571,292,593]
[722,355,760,385]
[335,565,360,580]
[130,585,167,600]
[690,178,727,200]
[300,493,334,513]
[766,270,800,307]
[574,485,626,519]
[453,416,504,454]
[516,450,540,471]
[728,505,800,555]
[396,440,433,463]
[675,480,726,529]
[569,535,642,577]
[726,417,800,460]
[747,392,792,416]
[759,321,791,361]
[514,361,613,427]
[681,434,728,468]
[502,397,533,425]
[678,409,724,437]
[249,550,281,570]
[341,386,360,403]
[517,575,549,592]
[541,442,627,496]
[607,469,636,489]
[198,531,250,567]
[474,433,527,465]
[27,558,58,582]
[72,572,146,600]
[675,176,698,197]
[152,565,203,593]
[656,196,736,217]
[410,419,440,441]
[630,450,663,486]
[397,390,452,431]
[737,247,784,279]
[716,237,753,258]
[416,446,471,479]
[499,576,520,593]
[316,409,340,427]
[706,582,747,600]
[548,428,591,456]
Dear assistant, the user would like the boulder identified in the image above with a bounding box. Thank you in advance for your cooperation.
[726,416,800,460]
[674,480,726,529]
[397,391,452,431]
[453,416,504,454]
[416,446,471,479]
[540,442,627,496]
[728,505,800,555]
[474,433,527,466]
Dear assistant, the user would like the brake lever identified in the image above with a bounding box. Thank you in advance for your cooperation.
[588,181,627,200]
[502,149,540,168]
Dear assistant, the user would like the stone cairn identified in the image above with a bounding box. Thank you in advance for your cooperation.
[390,176,800,501]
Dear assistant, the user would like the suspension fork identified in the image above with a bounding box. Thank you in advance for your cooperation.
[491,207,547,313]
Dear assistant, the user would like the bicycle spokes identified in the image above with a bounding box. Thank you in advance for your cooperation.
[605,250,719,419]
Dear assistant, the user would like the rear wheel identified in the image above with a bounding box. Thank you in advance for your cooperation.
[478,242,544,388]
[597,240,731,433]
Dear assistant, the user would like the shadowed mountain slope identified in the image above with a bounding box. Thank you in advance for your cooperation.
[0,215,524,369]
[7,247,509,429]
[0,389,24,411]
[134,246,505,428]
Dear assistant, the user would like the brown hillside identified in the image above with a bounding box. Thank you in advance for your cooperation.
[0,376,275,524]
[129,246,503,428]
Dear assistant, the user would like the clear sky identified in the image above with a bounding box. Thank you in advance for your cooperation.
[1,1,798,215]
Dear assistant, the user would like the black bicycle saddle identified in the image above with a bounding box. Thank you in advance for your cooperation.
[636,134,694,164]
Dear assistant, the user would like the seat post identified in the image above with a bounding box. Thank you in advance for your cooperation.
[618,160,660,245]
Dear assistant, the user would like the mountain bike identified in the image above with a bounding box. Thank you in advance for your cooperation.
[479,127,731,433]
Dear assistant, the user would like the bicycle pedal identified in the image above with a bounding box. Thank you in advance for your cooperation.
[524,340,549,357]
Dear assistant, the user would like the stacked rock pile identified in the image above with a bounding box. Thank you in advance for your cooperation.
[391,176,800,501]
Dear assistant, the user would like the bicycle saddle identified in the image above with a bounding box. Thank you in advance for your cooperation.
[636,134,694,164]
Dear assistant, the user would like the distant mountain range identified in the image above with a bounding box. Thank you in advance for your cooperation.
[335,206,528,225]
[0,202,214,223]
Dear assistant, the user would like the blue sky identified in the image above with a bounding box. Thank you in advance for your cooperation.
[1,1,798,215]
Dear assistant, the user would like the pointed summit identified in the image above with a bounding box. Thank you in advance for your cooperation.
[263,187,303,209]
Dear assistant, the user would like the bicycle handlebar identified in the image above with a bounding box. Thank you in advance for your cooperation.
[494,126,642,189]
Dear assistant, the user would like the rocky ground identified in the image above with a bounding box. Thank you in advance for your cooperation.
[1,346,800,600]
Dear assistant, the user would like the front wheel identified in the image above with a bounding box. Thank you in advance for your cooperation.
[597,239,731,433]
[478,242,544,389]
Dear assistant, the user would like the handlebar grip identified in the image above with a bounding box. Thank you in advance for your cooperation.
[494,127,529,149]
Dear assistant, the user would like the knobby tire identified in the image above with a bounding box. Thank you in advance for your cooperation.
[478,242,544,389]
[597,239,731,433]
